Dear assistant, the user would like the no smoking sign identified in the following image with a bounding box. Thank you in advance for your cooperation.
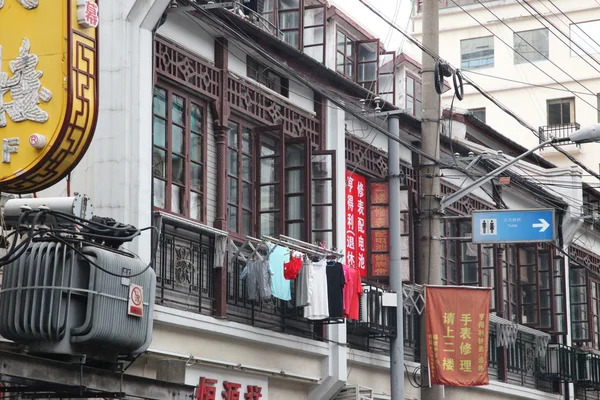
[128,283,143,317]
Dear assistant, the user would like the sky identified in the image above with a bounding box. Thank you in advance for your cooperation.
[328,0,417,56]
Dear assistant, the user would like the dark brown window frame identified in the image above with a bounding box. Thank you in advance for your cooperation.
[152,82,207,222]
[405,72,422,119]
[336,28,354,80]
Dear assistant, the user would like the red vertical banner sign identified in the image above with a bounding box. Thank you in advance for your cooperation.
[426,286,492,386]
[346,170,367,276]
[370,181,390,277]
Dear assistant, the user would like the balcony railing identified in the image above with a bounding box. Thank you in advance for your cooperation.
[153,217,216,316]
[539,122,581,145]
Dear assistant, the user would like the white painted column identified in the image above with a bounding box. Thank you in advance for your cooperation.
[308,99,348,400]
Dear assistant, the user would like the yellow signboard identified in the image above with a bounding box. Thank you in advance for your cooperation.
[0,0,99,193]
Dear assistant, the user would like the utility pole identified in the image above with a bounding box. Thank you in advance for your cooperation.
[388,115,404,400]
[419,0,444,399]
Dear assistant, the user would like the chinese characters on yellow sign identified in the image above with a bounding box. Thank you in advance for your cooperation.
[426,286,491,386]
[0,0,98,193]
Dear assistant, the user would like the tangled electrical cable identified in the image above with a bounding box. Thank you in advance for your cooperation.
[0,209,158,278]
[434,60,465,102]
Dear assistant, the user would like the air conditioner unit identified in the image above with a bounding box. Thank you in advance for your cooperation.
[577,352,600,388]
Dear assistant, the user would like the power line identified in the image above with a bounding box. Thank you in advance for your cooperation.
[516,0,600,71]
[544,0,600,57]
[460,0,599,111]
[462,69,598,96]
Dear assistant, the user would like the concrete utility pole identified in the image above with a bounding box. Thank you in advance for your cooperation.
[419,0,444,399]
[388,115,404,400]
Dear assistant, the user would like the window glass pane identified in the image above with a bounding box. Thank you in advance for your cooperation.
[407,76,414,96]
[313,230,333,247]
[191,163,203,192]
[242,128,252,153]
[416,101,422,119]
[406,97,414,115]
[286,170,304,192]
[242,182,252,209]
[153,148,166,178]
[172,125,185,154]
[562,101,572,123]
[282,31,299,48]
[242,210,252,236]
[261,158,276,183]
[260,185,278,211]
[337,31,345,52]
[514,28,549,64]
[347,60,354,79]
[358,62,377,83]
[286,196,304,219]
[303,27,324,46]
[228,205,238,232]
[358,42,377,62]
[416,81,422,101]
[228,177,238,202]
[153,88,167,117]
[172,95,185,125]
[172,154,185,184]
[286,143,305,167]
[312,205,332,230]
[346,38,353,57]
[153,117,166,147]
[279,0,299,10]
[242,155,252,181]
[548,102,562,125]
[337,53,345,73]
[172,185,183,214]
[461,36,494,69]
[190,192,202,221]
[228,125,238,147]
[304,7,324,25]
[191,134,203,163]
[191,103,203,132]
[153,178,165,208]
[286,222,304,240]
[229,150,238,177]
[261,213,277,237]
[570,20,600,56]
[462,263,478,284]
[279,11,299,29]
[304,45,324,63]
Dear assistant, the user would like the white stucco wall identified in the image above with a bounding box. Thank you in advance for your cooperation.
[413,0,600,182]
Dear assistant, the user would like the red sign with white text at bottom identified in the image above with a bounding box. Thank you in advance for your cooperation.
[128,284,143,317]
[346,170,367,276]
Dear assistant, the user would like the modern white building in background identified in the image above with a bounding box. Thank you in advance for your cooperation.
[1,0,599,399]
[412,0,600,183]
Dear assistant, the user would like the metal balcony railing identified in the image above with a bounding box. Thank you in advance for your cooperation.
[153,218,216,316]
[539,123,581,145]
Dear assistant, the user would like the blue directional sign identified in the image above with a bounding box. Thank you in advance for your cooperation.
[471,209,555,244]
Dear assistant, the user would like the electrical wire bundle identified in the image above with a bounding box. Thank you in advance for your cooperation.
[0,209,157,278]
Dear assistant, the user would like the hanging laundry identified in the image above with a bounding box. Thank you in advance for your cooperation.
[284,251,303,280]
[245,259,272,301]
[304,259,329,320]
[296,256,314,307]
[269,245,291,301]
[326,261,345,319]
[343,265,362,320]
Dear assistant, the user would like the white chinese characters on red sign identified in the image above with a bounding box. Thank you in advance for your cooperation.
[76,0,99,28]
[346,170,367,276]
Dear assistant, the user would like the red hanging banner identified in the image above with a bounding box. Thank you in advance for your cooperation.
[426,286,492,386]
[346,170,367,276]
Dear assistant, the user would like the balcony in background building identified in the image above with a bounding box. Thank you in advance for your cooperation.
[539,122,581,146]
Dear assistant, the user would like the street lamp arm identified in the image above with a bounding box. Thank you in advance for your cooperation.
[440,139,562,212]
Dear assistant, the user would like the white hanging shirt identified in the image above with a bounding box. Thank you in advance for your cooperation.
[303,259,329,320]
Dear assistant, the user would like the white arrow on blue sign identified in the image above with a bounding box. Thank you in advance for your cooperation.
[471,209,555,244]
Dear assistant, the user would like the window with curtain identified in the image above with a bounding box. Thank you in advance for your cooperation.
[514,28,549,64]
[406,74,422,118]
[152,85,205,221]
[461,36,494,69]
